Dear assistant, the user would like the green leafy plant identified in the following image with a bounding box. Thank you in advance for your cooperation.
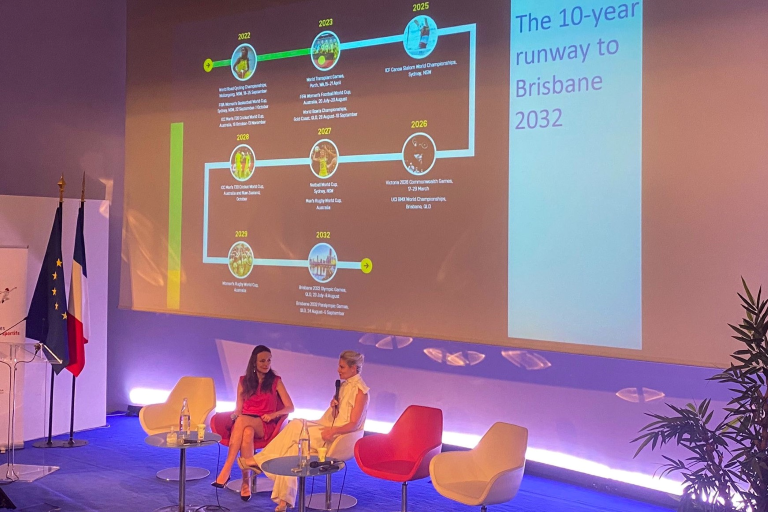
[633,279,768,512]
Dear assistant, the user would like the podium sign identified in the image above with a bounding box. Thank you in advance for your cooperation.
[0,247,28,450]
[0,247,26,343]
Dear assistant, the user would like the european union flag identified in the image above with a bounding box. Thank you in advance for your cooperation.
[27,203,69,373]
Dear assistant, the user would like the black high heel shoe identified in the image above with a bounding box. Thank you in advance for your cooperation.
[240,479,252,502]
[211,476,230,489]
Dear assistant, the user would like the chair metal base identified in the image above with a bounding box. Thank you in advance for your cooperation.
[307,492,357,510]
[156,466,210,481]
[225,475,275,493]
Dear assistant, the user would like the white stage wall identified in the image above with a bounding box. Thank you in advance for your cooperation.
[0,196,109,441]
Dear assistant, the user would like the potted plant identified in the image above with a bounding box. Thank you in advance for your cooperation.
[633,280,768,512]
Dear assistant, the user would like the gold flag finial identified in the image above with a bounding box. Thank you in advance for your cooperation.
[81,173,86,202]
[58,175,66,203]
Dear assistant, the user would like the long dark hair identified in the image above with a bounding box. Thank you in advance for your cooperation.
[242,345,276,398]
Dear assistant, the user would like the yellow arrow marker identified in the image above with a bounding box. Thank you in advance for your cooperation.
[361,258,373,274]
[204,58,214,72]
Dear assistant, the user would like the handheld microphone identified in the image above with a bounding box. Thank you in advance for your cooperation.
[334,379,341,411]
[310,459,341,468]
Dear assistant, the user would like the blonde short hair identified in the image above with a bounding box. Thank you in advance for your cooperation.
[340,350,364,373]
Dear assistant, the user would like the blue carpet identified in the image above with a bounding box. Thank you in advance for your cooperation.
[5,416,673,511]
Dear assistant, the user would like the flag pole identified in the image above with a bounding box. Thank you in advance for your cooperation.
[34,176,66,449]
[67,175,84,445]
[63,174,88,447]
[50,177,66,444]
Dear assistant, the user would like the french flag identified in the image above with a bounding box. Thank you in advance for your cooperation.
[66,200,89,377]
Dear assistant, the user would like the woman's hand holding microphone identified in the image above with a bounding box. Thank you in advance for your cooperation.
[330,398,339,419]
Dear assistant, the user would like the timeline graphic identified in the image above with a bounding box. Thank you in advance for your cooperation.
[131,0,648,351]
[200,17,477,282]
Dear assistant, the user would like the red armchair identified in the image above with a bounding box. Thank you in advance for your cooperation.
[209,397,288,493]
[354,405,443,512]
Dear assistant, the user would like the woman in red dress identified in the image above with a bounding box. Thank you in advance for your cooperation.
[212,345,294,501]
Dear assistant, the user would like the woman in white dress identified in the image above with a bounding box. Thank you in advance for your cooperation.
[239,350,370,512]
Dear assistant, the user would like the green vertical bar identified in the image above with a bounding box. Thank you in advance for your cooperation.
[167,122,184,310]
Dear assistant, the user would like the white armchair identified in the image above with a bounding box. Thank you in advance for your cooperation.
[139,376,216,481]
[429,422,528,512]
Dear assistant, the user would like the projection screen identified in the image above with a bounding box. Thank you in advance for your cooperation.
[123,0,768,367]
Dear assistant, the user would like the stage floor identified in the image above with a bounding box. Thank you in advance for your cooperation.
[5,416,673,511]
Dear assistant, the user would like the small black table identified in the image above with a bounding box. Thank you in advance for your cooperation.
[145,432,221,512]
[261,455,345,512]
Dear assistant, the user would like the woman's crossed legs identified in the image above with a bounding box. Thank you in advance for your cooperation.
[214,415,265,486]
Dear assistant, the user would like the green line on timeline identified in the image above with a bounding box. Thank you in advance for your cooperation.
[257,48,311,61]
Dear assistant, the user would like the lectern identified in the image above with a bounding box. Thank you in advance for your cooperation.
[0,341,60,483]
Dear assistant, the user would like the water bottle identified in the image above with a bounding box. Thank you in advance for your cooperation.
[179,398,191,437]
[298,419,311,468]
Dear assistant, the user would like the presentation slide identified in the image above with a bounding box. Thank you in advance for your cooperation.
[124,0,645,352]
[167,0,516,346]
[137,0,768,367]
[508,1,642,348]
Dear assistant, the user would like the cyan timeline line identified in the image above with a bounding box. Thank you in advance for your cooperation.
[203,165,362,268]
